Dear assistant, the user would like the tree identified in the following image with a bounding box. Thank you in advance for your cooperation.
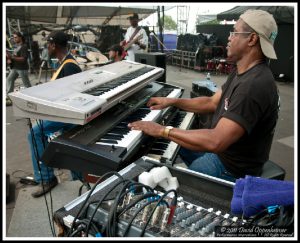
[158,15,177,30]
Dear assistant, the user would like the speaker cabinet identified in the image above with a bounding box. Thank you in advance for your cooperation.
[190,81,217,129]
[135,52,166,82]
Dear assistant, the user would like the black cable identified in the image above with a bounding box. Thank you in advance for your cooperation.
[106,183,168,237]
[244,205,294,227]
[11,169,33,179]
[106,180,132,237]
[28,118,56,236]
[115,182,155,216]
[69,173,125,236]
[73,219,99,236]
[122,199,156,237]
[282,207,294,227]
[69,225,85,237]
[122,196,169,237]
[105,180,149,236]
[140,189,177,237]
[67,171,124,236]
[36,119,47,148]
[36,119,57,236]
[78,181,91,196]
[118,191,160,218]
[86,183,153,234]
[85,178,131,237]
[109,181,159,237]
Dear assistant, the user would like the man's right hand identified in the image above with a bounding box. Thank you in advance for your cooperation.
[120,40,125,46]
[147,97,172,110]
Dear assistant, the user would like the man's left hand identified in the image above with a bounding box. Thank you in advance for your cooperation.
[128,121,164,137]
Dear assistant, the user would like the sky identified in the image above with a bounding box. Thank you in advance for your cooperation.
[139,3,238,33]
[137,2,296,33]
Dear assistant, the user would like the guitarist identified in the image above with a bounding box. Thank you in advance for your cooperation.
[6,32,32,95]
[120,13,148,61]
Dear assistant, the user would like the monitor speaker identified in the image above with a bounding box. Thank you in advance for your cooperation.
[135,52,166,82]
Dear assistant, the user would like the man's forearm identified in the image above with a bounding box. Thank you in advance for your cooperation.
[12,56,25,62]
[168,96,216,113]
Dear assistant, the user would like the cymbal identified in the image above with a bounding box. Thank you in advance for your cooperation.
[79,64,87,71]
[75,56,87,63]
[86,61,103,66]
[86,51,108,63]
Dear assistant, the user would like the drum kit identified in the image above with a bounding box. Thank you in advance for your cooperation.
[206,58,234,75]
[75,56,88,64]
[86,51,108,63]
[75,51,109,70]
[216,59,226,74]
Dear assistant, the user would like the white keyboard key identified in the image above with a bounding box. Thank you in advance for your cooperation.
[95,88,183,150]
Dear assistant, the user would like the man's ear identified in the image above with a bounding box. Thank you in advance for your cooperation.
[249,33,259,47]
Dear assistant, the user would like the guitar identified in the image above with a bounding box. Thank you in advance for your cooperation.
[121,34,144,59]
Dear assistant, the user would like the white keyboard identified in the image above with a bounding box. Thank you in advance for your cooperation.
[95,88,182,151]
[98,69,163,101]
[8,60,164,125]
[161,112,194,160]
[147,111,195,162]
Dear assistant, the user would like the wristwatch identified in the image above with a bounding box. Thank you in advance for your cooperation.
[163,126,174,138]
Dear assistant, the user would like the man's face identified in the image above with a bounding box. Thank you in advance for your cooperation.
[13,35,21,44]
[226,19,252,62]
[47,42,56,58]
[109,50,116,60]
[130,18,138,27]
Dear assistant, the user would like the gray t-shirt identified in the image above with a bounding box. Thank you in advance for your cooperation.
[12,44,29,70]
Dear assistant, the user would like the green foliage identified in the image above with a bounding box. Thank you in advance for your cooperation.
[158,15,177,30]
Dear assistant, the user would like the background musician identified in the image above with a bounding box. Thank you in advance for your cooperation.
[6,32,32,97]
[28,31,82,198]
[128,10,280,183]
[108,44,124,62]
[120,13,148,61]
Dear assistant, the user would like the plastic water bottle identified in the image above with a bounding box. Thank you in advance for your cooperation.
[79,45,83,56]
[206,72,211,80]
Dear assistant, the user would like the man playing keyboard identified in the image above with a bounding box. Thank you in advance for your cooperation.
[128,10,280,183]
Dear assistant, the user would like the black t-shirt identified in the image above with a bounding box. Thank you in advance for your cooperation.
[211,62,280,177]
[11,44,29,70]
[56,54,82,79]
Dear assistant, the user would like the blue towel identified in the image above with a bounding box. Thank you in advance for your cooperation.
[230,178,245,215]
[242,176,294,217]
[231,175,294,218]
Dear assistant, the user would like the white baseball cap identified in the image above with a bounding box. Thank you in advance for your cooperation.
[240,9,278,59]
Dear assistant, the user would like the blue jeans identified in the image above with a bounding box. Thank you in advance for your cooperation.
[179,148,237,182]
[28,120,82,183]
[7,69,31,94]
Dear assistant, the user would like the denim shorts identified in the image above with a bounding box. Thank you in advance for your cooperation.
[179,147,237,182]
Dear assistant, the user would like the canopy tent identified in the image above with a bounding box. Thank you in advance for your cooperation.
[216,6,294,24]
[216,5,295,82]
[6,5,174,27]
